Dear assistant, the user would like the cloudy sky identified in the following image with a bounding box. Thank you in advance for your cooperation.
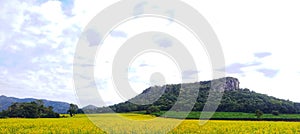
[1,0,300,107]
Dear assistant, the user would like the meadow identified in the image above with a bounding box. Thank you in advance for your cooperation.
[0,114,300,133]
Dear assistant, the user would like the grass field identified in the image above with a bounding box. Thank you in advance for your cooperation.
[1,114,300,133]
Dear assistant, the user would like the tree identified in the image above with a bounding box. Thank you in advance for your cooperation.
[35,100,44,117]
[0,110,8,118]
[7,103,24,117]
[68,104,79,117]
[22,102,39,118]
[255,109,263,118]
[77,109,84,114]
[0,102,59,118]
[146,106,160,114]
[42,106,59,118]
[272,110,280,116]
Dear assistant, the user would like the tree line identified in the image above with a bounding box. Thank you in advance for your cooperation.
[0,100,59,118]
[0,100,82,118]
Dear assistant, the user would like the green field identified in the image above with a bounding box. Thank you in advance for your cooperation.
[1,114,300,133]
[148,111,300,119]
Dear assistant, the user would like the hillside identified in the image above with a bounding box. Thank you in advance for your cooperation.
[0,95,70,113]
[91,77,300,114]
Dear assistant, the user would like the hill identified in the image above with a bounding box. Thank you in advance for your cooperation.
[0,95,70,113]
[90,77,300,114]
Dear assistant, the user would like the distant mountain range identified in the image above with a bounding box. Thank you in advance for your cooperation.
[0,95,70,113]
[89,77,300,114]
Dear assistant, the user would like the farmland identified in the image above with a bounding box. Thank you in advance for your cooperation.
[1,114,300,133]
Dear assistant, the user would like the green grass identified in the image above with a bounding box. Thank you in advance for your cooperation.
[145,111,300,119]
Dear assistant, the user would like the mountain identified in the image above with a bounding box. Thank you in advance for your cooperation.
[83,105,98,110]
[0,95,70,113]
[91,77,300,114]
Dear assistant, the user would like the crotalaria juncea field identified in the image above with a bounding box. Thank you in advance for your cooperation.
[0,114,300,134]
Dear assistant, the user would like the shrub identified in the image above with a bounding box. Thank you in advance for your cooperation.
[255,109,263,118]
[272,110,280,116]
[146,106,160,114]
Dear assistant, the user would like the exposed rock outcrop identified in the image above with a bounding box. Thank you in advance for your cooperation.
[211,77,240,91]
[225,77,240,90]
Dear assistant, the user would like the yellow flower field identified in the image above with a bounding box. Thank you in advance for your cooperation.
[0,114,300,134]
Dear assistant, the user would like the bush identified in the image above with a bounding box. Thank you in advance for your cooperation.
[272,110,280,116]
[0,111,8,118]
[255,109,263,118]
[146,106,160,114]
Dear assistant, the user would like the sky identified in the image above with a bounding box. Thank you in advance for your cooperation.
[0,0,300,107]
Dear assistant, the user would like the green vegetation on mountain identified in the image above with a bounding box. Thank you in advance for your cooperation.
[134,111,300,120]
[86,77,300,115]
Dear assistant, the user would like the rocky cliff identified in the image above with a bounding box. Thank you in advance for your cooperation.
[200,77,240,91]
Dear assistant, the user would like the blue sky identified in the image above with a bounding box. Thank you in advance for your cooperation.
[1,0,300,106]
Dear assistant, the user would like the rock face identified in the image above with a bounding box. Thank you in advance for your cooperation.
[211,77,240,91]
[225,77,240,90]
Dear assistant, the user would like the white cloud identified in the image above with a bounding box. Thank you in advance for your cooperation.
[0,0,83,103]
[182,0,300,102]
[1,0,300,106]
